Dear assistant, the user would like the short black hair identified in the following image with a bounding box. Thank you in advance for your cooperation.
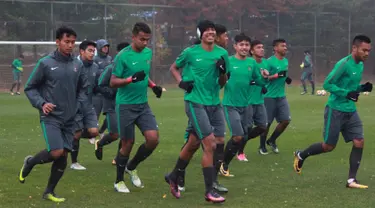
[117,42,130,52]
[132,22,151,35]
[353,35,371,46]
[194,39,202,45]
[234,33,251,44]
[79,40,96,51]
[215,24,227,36]
[56,26,77,40]
[272,38,286,47]
[251,40,263,49]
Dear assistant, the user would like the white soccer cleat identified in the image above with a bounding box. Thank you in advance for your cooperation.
[178,186,185,192]
[70,163,86,170]
[88,138,96,145]
[99,133,104,139]
[125,168,144,188]
[114,181,130,193]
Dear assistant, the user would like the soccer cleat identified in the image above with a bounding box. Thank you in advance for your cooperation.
[220,163,234,177]
[42,192,66,203]
[112,159,116,165]
[266,140,279,153]
[114,181,130,193]
[19,155,33,183]
[346,179,368,189]
[95,140,103,160]
[205,190,225,203]
[70,163,86,170]
[125,168,144,188]
[238,153,248,162]
[88,138,96,145]
[213,181,228,193]
[177,171,185,192]
[259,147,269,155]
[164,174,181,199]
[293,151,304,175]
[16,92,21,95]
[301,91,307,95]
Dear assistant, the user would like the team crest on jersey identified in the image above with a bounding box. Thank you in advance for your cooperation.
[147,60,151,64]
[248,66,252,71]
[73,67,77,72]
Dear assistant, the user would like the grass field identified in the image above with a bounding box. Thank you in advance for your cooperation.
[1,86,375,208]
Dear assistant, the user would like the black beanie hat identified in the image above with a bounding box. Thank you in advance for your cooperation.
[196,20,215,40]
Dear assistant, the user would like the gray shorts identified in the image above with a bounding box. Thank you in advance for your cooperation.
[40,116,75,152]
[185,101,226,140]
[74,108,98,132]
[224,106,251,137]
[93,95,103,119]
[301,71,313,81]
[116,103,158,140]
[106,111,118,134]
[323,106,363,145]
[251,104,268,128]
[264,97,291,124]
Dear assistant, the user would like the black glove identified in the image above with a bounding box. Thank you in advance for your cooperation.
[250,80,256,85]
[261,87,268,94]
[227,72,231,80]
[361,82,373,92]
[216,56,226,75]
[278,71,287,77]
[131,71,146,83]
[346,91,360,102]
[285,77,292,85]
[152,86,163,98]
[179,81,194,93]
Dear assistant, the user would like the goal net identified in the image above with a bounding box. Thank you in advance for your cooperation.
[0,41,82,91]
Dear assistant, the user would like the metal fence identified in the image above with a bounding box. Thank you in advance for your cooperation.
[0,0,374,90]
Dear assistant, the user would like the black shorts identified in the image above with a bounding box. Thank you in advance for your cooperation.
[40,116,75,151]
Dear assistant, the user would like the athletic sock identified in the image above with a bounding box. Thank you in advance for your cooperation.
[45,155,67,194]
[299,142,324,160]
[98,134,115,147]
[126,144,154,171]
[202,167,214,193]
[115,153,129,183]
[348,146,363,179]
[71,139,80,163]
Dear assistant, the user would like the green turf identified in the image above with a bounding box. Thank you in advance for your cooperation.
[1,86,375,208]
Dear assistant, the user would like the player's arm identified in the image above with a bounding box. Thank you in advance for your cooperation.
[110,54,145,88]
[217,52,229,87]
[323,61,349,97]
[98,65,116,99]
[253,68,268,87]
[170,48,194,93]
[24,59,47,110]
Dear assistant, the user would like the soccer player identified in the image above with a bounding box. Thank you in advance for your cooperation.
[19,26,90,202]
[294,35,372,189]
[70,40,100,170]
[95,42,130,164]
[300,50,315,95]
[220,34,269,175]
[10,54,24,95]
[165,20,228,203]
[237,40,270,160]
[260,39,292,153]
[110,22,163,193]
[90,39,113,144]
[176,24,229,193]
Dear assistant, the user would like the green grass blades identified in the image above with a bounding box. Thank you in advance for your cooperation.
[0,87,374,208]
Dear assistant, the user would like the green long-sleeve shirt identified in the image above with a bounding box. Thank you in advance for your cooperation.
[248,57,269,105]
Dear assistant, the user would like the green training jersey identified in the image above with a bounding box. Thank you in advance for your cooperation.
[248,57,269,105]
[222,56,255,107]
[175,44,229,105]
[112,45,152,105]
[323,55,364,112]
[12,58,23,72]
[265,55,289,98]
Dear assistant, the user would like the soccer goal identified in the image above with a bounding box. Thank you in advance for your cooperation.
[0,41,82,91]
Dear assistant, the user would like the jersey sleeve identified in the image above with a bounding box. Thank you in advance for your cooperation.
[323,60,349,97]
[112,52,126,78]
[24,58,47,110]
[222,51,230,73]
[175,48,190,69]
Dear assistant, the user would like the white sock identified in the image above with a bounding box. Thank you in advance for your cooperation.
[347,178,355,184]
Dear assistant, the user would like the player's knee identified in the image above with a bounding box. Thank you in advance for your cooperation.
[145,131,159,149]
[202,134,216,152]
[322,143,335,152]
[88,128,99,137]
[110,133,119,140]
[74,131,82,140]
[281,120,290,126]
[215,136,225,144]
[353,139,364,148]
[50,149,65,159]
[232,136,243,143]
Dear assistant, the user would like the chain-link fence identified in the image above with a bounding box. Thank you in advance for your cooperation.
[1,0,375,90]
